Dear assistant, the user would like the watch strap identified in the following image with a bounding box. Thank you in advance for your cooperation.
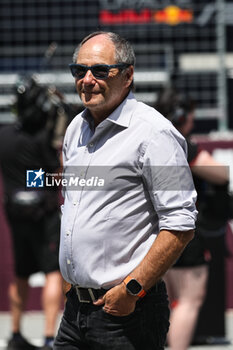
[124,275,146,298]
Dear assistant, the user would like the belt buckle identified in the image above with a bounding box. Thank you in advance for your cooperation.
[75,286,96,303]
[88,288,96,302]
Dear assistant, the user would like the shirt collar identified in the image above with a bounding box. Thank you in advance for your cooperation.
[81,91,136,129]
[106,91,136,128]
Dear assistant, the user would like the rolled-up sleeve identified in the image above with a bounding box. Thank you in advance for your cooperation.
[142,127,198,231]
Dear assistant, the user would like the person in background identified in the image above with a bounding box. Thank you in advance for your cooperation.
[155,87,229,350]
[0,76,70,350]
[54,31,197,350]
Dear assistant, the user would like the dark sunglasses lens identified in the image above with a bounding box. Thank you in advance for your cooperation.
[71,66,87,78]
[70,65,110,79]
[92,66,109,79]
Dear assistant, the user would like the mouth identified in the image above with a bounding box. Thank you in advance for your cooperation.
[82,89,99,94]
[81,90,100,103]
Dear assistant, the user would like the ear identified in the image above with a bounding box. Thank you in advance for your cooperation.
[124,65,134,88]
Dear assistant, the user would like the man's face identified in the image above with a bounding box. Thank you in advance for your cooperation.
[75,34,133,121]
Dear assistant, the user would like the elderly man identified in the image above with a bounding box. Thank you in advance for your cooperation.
[54,31,197,350]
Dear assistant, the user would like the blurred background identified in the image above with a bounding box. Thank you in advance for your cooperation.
[0,0,233,348]
[1,0,233,132]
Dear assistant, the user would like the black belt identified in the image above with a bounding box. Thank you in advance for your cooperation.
[72,285,107,303]
[72,279,164,304]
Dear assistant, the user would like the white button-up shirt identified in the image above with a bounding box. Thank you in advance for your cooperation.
[59,92,197,289]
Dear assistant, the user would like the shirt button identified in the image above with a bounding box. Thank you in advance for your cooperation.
[67,259,71,264]
[66,231,71,236]
[73,201,77,206]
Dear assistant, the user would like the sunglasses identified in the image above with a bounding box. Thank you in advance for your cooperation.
[69,63,131,80]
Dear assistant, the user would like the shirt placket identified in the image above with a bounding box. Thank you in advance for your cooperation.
[65,136,98,278]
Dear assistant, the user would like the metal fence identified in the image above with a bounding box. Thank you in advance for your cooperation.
[0,0,232,132]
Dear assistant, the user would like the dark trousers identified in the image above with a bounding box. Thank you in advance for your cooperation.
[54,281,170,350]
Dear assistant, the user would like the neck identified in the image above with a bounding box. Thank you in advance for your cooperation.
[91,112,109,127]
[90,90,131,126]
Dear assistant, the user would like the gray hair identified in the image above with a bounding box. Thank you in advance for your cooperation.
[72,31,136,66]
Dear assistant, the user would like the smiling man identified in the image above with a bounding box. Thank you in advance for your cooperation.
[70,33,134,123]
[54,31,197,350]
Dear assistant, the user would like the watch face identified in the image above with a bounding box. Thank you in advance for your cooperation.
[127,279,142,295]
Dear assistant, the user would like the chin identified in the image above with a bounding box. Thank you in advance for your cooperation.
[83,100,98,108]
[82,96,104,108]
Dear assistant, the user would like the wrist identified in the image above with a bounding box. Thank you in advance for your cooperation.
[123,275,146,298]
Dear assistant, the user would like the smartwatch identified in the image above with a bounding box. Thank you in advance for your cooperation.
[124,275,146,298]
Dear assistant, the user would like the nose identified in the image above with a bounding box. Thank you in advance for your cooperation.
[82,69,95,83]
